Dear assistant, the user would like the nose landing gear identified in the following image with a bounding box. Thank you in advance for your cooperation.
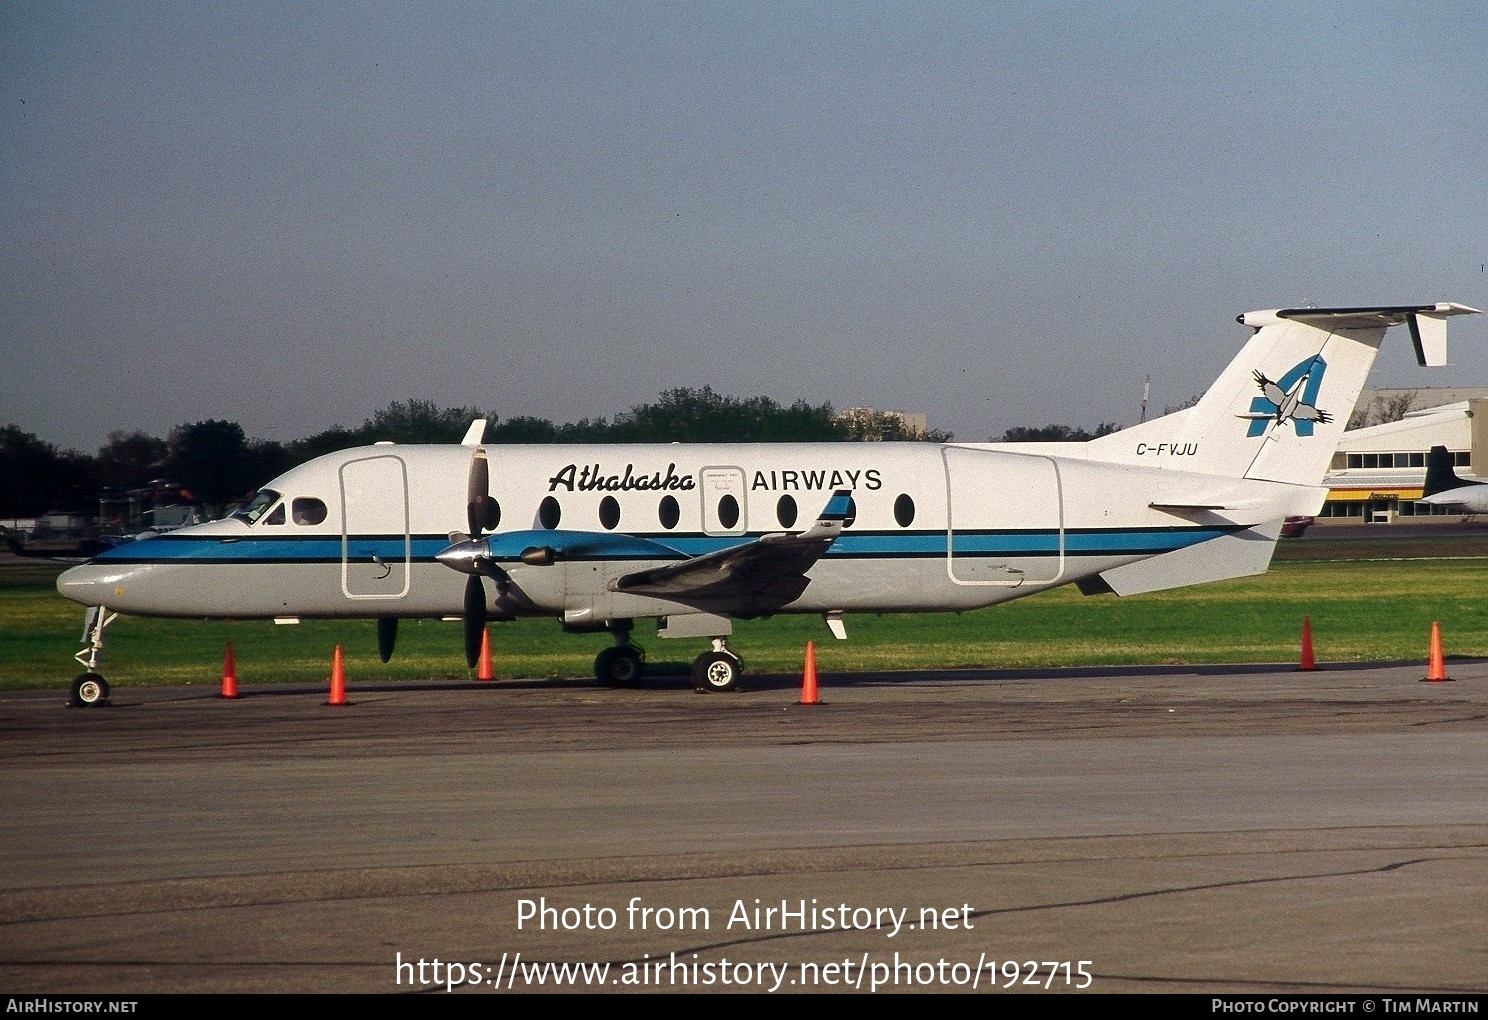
[69,607,118,707]
[70,672,109,707]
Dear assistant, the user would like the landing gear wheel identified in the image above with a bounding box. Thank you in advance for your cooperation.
[692,651,742,692]
[69,672,109,708]
[594,646,644,687]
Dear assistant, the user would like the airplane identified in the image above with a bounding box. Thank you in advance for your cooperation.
[55,301,1479,707]
[1416,444,1488,512]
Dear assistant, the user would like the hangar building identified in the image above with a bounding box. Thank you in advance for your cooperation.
[1319,388,1488,524]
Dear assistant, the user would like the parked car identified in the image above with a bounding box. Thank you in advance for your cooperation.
[1280,515,1315,538]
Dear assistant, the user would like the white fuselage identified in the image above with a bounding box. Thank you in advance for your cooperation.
[57,440,1318,624]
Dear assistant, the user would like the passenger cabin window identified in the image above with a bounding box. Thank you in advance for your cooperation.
[776,495,798,529]
[599,496,620,530]
[292,497,327,526]
[658,495,680,530]
[718,494,740,531]
[478,499,501,530]
[894,493,915,528]
[538,496,562,530]
[843,496,857,528]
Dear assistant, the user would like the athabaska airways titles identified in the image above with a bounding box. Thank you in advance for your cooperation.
[546,462,885,493]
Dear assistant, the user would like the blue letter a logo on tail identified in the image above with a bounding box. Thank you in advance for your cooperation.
[1247,355,1331,438]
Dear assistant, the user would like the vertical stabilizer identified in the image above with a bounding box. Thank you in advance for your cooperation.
[1087,303,1478,486]
[1422,444,1464,498]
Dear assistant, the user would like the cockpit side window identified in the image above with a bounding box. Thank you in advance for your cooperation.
[264,504,286,525]
[232,489,282,525]
[292,497,328,526]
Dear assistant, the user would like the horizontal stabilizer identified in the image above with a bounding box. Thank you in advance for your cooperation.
[1247,303,1480,366]
[1097,520,1282,597]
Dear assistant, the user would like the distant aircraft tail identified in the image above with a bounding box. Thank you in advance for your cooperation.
[1422,444,1465,497]
[1088,303,1479,486]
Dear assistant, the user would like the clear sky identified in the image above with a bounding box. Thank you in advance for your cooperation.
[3,1,1485,453]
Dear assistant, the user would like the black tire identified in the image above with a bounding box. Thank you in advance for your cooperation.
[594,646,644,687]
[69,672,109,708]
[692,652,741,693]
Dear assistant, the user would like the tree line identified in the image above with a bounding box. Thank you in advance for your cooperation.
[4,386,1133,521]
[1,389,955,519]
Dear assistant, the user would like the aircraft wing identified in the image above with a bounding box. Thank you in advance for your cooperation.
[608,490,853,606]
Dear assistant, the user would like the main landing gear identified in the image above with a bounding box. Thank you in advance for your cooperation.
[692,638,742,693]
[593,621,645,687]
[69,607,118,707]
[590,623,744,692]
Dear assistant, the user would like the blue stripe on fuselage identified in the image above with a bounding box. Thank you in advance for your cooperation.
[90,525,1242,566]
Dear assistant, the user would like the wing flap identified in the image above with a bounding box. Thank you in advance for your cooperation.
[609,490,852,602]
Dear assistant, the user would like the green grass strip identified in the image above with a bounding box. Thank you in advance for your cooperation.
[3,556,1483,689]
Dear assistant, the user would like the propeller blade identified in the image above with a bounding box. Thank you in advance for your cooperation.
[459,446,500,666]
[376,617,398,663]
[468,447,491,539]
[463,574,486,668]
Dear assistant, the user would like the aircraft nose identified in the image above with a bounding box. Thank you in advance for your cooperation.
[56,563,130,607]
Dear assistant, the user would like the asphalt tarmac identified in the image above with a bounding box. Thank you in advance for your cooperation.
[2,662,1485,995]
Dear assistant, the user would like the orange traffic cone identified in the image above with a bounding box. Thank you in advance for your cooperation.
[799,641,820,705]
[326,645,349,705]
[220,642,240,698]
[477,628,494,682]
[1422,621,1453,683]
[1297,616,1316,672]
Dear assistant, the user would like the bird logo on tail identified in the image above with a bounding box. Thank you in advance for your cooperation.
[1241,355,1331,437]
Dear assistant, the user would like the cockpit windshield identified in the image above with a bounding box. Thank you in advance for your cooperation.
[230,489,282,525]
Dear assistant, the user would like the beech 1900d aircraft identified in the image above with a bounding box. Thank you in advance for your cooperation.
[56,302,1478,705]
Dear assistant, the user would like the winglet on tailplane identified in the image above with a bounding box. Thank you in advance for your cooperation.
[1088,302,1479,486]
